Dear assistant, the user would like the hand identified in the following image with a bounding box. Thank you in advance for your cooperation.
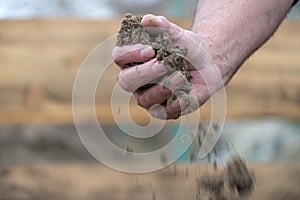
[112,14,229,119]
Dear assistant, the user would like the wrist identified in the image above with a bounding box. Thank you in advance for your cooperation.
[190,30,240,85]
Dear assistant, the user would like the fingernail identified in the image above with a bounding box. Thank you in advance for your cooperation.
[169,73,185,89]
[152,63,167,74]
[141,47,154,59]
[149,105,167,119]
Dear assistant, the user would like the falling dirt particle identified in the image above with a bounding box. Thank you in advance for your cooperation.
[0,168,11,176]
[207,153,211,163]
[173,164,177,176]
[213,146,218,157]
[125,145,134,157]
[197,134,202,146]
[226,156,254,197]
[152,192,156,200]
[185,167,189,179]
[148,181,152,192]
[190,153,195,163]
[160,151,167,165]
[213,161,218,170]
[135,177,138,187]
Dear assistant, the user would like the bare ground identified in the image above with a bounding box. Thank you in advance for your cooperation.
[0,163,299,200]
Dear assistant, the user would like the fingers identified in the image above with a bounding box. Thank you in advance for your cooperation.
[149,87,209,120]
[144,74,212,120]
[135,72,186,109]
[112,44,155,69]
[141,14,212,69]
[134,70,198,119]
[118,59,168,92]
[135,84,171,109]
[141,14,184,42]
[165,96,193,119]
[114,14,219,120]
[149,94,197,120]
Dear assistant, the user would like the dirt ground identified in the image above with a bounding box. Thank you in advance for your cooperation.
[0,163,299,200]
[0,123,299,200]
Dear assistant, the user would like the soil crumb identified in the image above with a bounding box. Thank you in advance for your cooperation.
[116,14,191,104]
[196,156,254,200]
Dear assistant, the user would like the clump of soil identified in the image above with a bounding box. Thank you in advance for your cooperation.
[196,156,254,200]
[116,14,191,104]
[227,156,255,196]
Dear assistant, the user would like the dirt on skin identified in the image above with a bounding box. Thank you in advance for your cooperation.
[196,156,254,200]
[116,14,192,105]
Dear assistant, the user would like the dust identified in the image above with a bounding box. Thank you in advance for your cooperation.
[116,14,192,105]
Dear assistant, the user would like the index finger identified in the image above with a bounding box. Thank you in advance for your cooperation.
[112,44,155,69]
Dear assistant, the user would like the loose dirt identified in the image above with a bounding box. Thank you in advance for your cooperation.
[116,14,255,200]
[196,156,254,200]
[116,14,192,105]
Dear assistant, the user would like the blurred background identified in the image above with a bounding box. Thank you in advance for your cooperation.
[0,0,299,199]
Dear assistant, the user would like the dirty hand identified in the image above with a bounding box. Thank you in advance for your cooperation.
[112,14,229,119]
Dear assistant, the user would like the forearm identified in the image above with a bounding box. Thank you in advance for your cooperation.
[192,0,294,82]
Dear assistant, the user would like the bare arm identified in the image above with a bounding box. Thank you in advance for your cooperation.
[112,0,295,119]
[192,0,294,82]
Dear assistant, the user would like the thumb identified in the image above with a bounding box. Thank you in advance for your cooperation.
[141,14,212,70]
[141,14,184,42]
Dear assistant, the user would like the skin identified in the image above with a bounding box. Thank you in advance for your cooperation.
[112,0,294,119]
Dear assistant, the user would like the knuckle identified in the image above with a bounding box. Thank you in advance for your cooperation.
[168,112,180,120]
[112,47,122,61]
[159,84,171,96]
[171,27,185,42]
[137,65,153,81]
[117,73,132,92]
[158,16,168,23]
[138,94,151,109]
[169,109,181,119]
[166,102,181,119]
